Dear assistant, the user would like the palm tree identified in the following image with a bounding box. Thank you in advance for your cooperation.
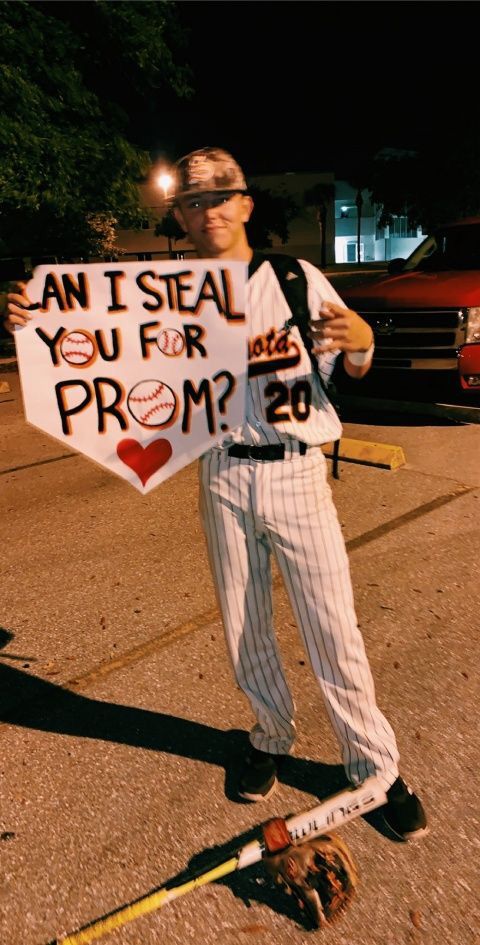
[354,188,363,264]
[154,212,185,257]
[304,183,335,269]
[345,151,380,263]
[246,185,298,249]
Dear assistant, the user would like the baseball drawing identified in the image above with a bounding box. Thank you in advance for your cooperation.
[127,379,178,428]
[157,328,185,357]
[60,330,96,366]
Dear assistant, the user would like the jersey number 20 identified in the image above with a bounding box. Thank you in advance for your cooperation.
[265,380,312,424]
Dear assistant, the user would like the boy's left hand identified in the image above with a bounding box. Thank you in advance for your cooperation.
[308,301,373,354]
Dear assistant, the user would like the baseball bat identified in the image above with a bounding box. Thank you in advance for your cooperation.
[46,776,386,945]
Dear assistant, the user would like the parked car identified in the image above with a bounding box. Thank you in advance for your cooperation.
[341,217,480,395]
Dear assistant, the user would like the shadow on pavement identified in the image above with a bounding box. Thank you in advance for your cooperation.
[0,661,343,798]
[182,826,320,932]
[0,626,14,648]
[0,658,394,847]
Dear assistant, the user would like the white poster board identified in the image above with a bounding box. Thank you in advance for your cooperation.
[15,260,248,493]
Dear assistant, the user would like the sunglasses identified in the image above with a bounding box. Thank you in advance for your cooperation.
[178,191,247,211]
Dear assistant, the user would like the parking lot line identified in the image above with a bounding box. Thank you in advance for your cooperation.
[0,484,473,732]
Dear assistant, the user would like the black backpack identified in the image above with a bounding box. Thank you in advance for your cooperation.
[261,252,341,479]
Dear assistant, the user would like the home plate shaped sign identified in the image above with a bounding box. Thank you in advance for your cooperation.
[15,260,248,492]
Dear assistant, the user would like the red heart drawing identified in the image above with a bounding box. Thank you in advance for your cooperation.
[117,438,172,487]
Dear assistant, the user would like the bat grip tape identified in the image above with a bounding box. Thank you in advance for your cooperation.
[262,817,291,854]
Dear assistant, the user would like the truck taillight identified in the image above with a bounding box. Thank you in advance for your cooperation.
[458,343,480,389]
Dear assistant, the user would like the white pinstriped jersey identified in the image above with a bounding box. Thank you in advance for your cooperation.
[200,254,400,789]
[222,255,344,448]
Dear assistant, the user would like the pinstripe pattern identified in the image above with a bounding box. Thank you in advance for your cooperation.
[199,259,400,790]
[222,257,342,448]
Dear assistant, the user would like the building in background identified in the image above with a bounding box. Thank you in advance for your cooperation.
[116,170,338,266]
[116,171,426,267]
[334,180,424,263]
[247,171,336,267]
[114,177,176,261]
[0,169,426,276]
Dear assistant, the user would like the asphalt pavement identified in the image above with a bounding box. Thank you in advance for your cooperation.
[1,366,479,945]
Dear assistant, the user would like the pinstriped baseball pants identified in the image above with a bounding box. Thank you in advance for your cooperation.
[199,444,400,790]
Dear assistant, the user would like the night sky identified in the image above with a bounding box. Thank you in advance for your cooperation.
[152,1,477,177]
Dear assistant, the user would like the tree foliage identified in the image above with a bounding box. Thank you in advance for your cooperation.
[368,150,423,229]
[369,139,480,233]
[246,186,298,249]
[0,0,191,257]
[154,210,185,248]
[304,182,335,268]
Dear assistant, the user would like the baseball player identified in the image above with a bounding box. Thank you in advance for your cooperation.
[3,147,427,842]
[170,147,427,842]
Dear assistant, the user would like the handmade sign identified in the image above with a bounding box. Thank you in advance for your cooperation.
[15,260,248,492]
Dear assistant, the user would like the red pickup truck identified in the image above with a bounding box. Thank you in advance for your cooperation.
[341,217,480,394]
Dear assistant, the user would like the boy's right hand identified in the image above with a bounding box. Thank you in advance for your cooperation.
[3,282,33,333]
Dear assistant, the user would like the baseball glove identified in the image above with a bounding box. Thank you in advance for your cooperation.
[262,827,358,928]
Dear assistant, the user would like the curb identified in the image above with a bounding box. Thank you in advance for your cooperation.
[322,437,406,470]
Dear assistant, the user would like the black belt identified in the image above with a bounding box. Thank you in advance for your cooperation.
[227,442,307,461]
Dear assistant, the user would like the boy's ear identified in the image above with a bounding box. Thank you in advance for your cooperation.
[241,195,254,224]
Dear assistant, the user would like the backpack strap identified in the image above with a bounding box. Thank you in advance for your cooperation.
[261,253,341,479]
[262,253,317,374]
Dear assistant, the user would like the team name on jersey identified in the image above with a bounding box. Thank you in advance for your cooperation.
[248,326,302,377]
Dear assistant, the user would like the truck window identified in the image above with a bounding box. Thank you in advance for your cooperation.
[403,224,480,272]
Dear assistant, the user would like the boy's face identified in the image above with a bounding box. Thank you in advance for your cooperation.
[174,191,253,259]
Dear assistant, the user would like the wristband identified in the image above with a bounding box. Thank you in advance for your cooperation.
[346,342,375,366]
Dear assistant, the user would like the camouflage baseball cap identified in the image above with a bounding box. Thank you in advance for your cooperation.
[172,147,247,201]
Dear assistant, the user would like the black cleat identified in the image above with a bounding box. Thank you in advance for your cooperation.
[238,747,279,801]
[382,777,428,840]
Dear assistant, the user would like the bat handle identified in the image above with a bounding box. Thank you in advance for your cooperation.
[236,837,264,870]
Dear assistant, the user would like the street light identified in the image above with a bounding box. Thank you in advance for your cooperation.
[156,172,174,256]
[157,172,173,201]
